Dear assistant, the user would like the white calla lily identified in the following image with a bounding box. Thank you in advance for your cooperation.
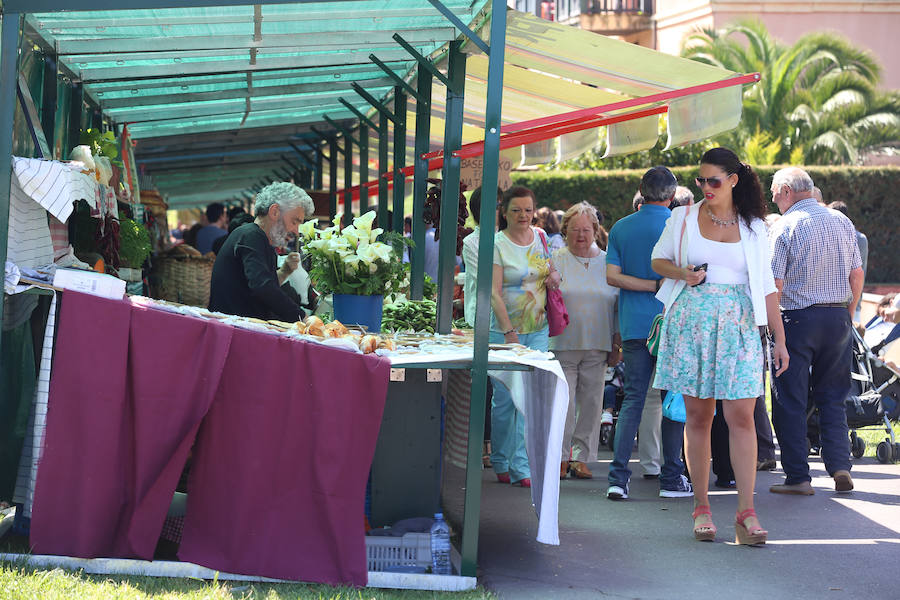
[353,211,377,233]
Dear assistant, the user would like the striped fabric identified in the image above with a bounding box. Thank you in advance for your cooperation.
[769,199,862,310]
[12,157,98,223]
[7,176,54,269]
[13,293,57,519]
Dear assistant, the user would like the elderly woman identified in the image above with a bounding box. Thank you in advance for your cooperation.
[651,148,789,545]
[490,186,561,488]
[551,202,620,479]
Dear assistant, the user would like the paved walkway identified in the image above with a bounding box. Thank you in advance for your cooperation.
[476,450,900,600]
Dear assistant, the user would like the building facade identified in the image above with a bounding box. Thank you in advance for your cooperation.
[512,0,900,90]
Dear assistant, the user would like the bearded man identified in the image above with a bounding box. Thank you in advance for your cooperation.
[209,182,314,321]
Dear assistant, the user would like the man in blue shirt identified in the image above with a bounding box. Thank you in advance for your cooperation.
[605,166,691,500]
[196,202,228,254]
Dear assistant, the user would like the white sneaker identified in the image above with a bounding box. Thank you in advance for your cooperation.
[600,411,614,426]
[659,474,694,498]
[607,485,629,500]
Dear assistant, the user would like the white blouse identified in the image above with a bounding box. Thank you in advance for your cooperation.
[549,247,618,352]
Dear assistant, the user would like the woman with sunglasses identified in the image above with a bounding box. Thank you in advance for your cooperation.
[650,147,789,545]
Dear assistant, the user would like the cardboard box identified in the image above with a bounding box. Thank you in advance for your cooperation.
[53,268,126,300]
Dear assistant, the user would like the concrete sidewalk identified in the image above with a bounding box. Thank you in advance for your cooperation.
[476,451,900,600]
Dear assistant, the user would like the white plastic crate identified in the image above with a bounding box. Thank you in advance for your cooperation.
[365,533,432,572]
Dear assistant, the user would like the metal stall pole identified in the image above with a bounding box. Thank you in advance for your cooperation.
[313,143,323,191]
[370,43,435,298]
[435,41,466,334]
[40,53,57,158]
[342,134,352,224]
[328,137,339,220]
[0,11,24,345]
[409,64,432,302]
[338,99,378,216]
[67,82,83,157]
[463,0,507,578]
[324,115,359,224]
[391,86,406,234]
[357,124,368,213]
[351,82,395,232]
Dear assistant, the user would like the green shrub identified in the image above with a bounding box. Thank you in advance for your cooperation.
[512,166,900,283]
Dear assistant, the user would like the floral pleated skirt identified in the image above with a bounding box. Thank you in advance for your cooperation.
[653,283,763,400]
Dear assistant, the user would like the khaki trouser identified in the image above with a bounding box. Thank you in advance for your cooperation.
[556,349,609,463]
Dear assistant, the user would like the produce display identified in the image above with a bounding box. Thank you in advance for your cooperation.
[423,178,472,256]
[381,299,437,333]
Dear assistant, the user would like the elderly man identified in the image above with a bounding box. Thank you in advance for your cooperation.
[605,166,691,500]
[768,167,863,495]
[209,181,315,322]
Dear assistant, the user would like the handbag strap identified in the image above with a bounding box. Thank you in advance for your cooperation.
[537,228,549,256]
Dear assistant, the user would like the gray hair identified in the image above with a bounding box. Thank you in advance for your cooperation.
[671,186,695,208]
[772,167,814,194]
[640,166,677,204]
[254,182,315,217]
[632,190,643,212]
[560,201,601,238]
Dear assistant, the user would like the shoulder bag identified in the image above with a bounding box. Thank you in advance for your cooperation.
[647,210,689,356]
[538,230,569,337]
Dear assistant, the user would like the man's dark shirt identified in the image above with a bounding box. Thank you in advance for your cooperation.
[208,223,302,322]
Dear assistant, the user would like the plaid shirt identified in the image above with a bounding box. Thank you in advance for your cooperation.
[769,198,862,310]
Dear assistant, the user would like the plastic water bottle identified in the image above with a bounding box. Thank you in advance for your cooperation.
[430,512,451,575]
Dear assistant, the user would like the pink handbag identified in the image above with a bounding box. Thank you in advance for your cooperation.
[538,230,569,337]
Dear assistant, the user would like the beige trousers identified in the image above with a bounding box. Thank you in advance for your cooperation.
[556,349,609,463]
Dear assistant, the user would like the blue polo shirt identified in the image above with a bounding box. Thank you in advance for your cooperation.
[606,203,669,341]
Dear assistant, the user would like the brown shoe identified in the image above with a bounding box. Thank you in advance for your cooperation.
[833,470,854,492]
[568,461,593,479]
[560,461,569,479]
[770,481,814,495]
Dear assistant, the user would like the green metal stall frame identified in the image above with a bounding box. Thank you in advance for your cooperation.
[0,0,509,581]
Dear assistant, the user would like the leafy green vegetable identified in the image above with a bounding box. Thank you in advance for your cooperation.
[381,299,438,333]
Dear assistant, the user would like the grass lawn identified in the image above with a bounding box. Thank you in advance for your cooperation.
[856,420,900,458]
[0,560,497,600]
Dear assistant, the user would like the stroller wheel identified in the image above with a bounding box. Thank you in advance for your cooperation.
[600,423,613,449]
[851,435,866,459]
[876,441,894,464]
[606,423,616,452]
[894,443,900,463]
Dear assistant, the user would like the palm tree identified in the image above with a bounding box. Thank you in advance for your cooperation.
[682,20,900,164]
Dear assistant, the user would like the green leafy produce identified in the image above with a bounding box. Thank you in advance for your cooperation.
[452,317,470,330]
[381,299,437,333]
[118,218,152,268]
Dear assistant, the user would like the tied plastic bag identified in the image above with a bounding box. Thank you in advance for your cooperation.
[662,390,686,423]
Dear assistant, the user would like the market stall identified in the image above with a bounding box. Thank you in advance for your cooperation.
[1,0,757,589]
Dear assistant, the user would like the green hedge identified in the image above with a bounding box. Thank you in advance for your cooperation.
[512,166,900,284]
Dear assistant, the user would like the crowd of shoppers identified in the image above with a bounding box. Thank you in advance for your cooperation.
[461,146,867,546]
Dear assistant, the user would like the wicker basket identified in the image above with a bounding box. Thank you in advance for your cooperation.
[150,255,214,307]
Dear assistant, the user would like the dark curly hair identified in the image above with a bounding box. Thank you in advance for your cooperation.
[700,147,766,229]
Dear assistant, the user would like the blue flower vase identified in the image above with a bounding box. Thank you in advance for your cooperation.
[332,293,383,333]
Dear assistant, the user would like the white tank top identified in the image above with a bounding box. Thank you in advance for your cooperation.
[686,219,749,285]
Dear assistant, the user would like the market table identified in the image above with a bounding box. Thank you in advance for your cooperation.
[26,290,566,586]
[29,290,391,586]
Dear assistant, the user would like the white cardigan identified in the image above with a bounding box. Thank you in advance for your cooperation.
[652,202,776,327]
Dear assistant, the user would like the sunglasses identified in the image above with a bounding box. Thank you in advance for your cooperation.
[695,176,726,189]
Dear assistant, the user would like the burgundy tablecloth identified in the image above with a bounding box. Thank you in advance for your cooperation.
[31,291,391,586]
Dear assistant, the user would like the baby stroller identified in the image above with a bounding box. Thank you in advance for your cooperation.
[600,361,625,451]
[806,325,900,463]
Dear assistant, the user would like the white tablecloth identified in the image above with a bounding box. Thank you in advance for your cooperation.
[390,351,567,546]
